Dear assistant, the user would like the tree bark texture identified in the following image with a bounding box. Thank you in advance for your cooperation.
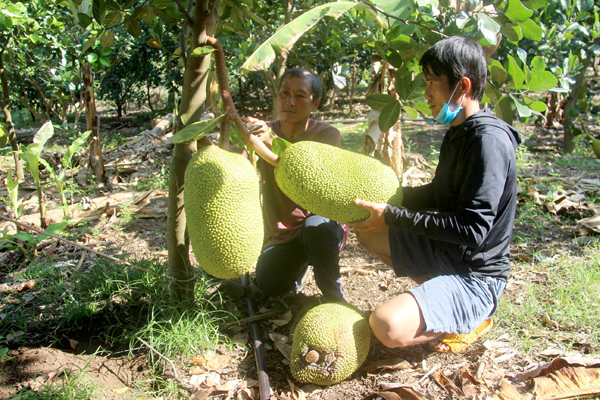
[82,62,107,183]
[562,57,588,154]
[167,0,217,304]
[0,54,24,180]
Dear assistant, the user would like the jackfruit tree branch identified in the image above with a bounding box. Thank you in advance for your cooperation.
[204,36,280,167]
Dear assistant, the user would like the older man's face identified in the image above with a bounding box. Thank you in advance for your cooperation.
[277,75,319,124]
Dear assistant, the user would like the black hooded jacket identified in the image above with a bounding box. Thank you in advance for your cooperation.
[384,108,521,280]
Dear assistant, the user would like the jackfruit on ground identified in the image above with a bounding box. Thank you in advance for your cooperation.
[290,302,371,385]
[274,141,403,224]
[184,145,264,279]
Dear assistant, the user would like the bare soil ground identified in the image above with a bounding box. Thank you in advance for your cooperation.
[1,116,599,400]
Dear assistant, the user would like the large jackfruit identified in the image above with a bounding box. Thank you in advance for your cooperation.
[274,141,403,223]
[184,146,264,279]
[290,302,371,385]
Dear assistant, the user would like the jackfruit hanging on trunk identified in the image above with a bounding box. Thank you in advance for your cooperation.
[184,145,264,279]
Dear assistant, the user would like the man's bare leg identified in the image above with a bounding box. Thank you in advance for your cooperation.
[355,231,441,347]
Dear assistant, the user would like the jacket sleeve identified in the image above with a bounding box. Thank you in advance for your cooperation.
[384,133,511,248]
[401,184,437,211]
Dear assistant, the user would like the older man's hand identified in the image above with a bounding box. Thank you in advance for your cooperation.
[347,199,388,233]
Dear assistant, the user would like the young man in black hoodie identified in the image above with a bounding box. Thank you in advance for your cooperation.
[348,36,521,352]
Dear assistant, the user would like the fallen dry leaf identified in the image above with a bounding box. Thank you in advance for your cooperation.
[193,353,231,371]
[190,387,214,400]
[533,366,600,400]
[431,370,464,397]
[577,214,600,235]
[269,332,292,361]
[363,356,412,373]
[270,310,293,327]
[374,384,427,400]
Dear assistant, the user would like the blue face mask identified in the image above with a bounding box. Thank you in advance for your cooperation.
[435,80,465,125]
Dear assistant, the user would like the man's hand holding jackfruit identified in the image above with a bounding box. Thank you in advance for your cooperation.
[347,199,388,233]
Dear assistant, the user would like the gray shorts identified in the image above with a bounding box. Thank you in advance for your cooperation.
[389,227,506,334]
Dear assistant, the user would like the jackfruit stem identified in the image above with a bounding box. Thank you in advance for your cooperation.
[204,36,280,167]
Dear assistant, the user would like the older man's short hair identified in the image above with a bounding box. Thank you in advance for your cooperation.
[278,68,323,104]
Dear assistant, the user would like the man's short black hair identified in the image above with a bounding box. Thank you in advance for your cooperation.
[278,68,323,104]
[419,36,487,101]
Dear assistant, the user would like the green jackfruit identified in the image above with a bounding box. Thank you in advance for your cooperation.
[274,141,403,224]
[290,302,371,385]
[184,146,264,279]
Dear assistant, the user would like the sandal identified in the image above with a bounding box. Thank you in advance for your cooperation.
[429,318,493,353]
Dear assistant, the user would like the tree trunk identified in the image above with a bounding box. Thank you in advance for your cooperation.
[0,54,24,180]
[82,62,107,183]
[562,58,588,154]
[167,0,217,305]
[146,80,155,116]
[263,0,292,120]
[349,64,356,115]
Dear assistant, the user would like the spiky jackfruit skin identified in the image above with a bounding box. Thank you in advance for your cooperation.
[184,146,264,279]
[274,141,403,223]
[290,303,371,385]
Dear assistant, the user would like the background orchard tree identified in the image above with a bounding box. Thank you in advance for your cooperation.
[0,1,28,181]
[532,0,600,153]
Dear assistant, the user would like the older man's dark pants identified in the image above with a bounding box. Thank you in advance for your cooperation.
[255,215,346,302]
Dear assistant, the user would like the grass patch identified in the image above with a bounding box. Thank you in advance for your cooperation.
[497,244,600,354]
[1,256,228,397]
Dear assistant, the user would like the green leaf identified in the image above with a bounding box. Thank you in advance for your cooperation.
[82,33,97,53]
[153,0,172,8]
[530,56,546,74]
[272,136,292,157]
[494,95,513,126]
[63,131,92,169]
[29,33,41,43]
[93,0,107,23]
[190,46,216,57]
[507,55,525,89]
[378,101,401,132]
[500,22,521,42]
[412,102,431,116]
[170,116,224,144]
[33,121,54,152]
[395,66,412,100]
[99,57,111,67]
[528,71,558,91]
[87,53,99,63]
[106,0,120,10]
[104,11,122,28]
[510,94,532,117]
[386,49,403,68]
[518,19,543,41]
[504,0,533,22]
[124,17,141,36]
[523,97,547,112]
[241,1,359,72]
[44,222,68,236]
[100,30,115,48]
[365,93,398,111]
[407,75,426,101]
[77,12,92,29]
[243,7,267,25]
[402,106,419,119]
[477,14,501,45]
[365,93,397,111]
[489,59,508,87]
